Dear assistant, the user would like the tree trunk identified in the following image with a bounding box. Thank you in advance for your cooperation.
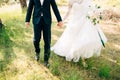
[19,0,27,12]
[0,18,3,29]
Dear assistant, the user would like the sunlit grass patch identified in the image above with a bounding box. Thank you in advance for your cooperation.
[0,4,59,80]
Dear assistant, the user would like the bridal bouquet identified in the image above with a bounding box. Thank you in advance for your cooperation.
[86,4,103,25]
[86,4,105,47]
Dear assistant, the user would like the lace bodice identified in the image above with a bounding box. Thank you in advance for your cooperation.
[69,0,83,5]
[68,0,98,18]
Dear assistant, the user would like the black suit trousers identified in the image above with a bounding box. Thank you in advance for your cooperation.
[33,17,51,62]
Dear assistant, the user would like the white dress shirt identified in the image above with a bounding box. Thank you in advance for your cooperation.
[40,0,44,5]
[40,0,44,16]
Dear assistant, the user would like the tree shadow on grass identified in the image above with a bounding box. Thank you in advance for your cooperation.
[0,27,16,73]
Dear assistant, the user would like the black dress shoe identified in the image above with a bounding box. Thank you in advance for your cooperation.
[44,61,50,68]
[35,53,39,61]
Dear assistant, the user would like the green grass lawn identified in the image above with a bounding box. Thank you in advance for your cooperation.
[0,3,120,80]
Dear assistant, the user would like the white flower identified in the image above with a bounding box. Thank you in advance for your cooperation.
[87,4,103,25]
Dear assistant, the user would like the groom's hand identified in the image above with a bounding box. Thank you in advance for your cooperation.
[25,22,30,28]
[57,21,63,28]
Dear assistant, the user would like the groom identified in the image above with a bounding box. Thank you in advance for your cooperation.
[25,0,63,67]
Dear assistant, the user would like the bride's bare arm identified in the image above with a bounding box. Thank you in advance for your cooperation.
[63,4,72,21]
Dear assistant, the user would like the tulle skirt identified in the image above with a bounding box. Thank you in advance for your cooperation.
[51,16,107,62]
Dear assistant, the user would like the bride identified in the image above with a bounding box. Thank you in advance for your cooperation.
[51,0,107,65]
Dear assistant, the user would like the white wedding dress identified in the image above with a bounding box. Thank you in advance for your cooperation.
[51,0,107,62]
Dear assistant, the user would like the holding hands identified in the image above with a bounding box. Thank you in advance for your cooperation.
[57,21,63,28]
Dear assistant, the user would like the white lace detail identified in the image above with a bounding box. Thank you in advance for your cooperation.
[69,0,83,5]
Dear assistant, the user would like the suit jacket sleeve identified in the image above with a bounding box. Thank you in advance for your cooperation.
[25,0,34,22]
[51,0,62,22]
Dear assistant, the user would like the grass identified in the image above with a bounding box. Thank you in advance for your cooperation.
[106,0,120,9]
[0,1,120,80]
[99,64,111,78]
[0,5,59,80]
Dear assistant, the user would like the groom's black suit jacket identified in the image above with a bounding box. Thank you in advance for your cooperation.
[25,0,62,24]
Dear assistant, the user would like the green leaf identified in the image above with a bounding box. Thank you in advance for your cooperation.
[99,16,102,20]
